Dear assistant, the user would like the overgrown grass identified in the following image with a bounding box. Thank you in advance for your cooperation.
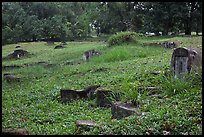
[2,35,202,135]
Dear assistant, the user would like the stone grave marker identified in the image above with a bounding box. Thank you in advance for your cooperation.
[96,89,112,107]
[2,128,29,135]
[111,101,137,120]
[82,49,101,61]
[170,47,202,78]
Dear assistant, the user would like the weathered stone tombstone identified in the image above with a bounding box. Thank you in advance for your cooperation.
[164,41,177,49]
[111,101,137,120]
[75,120,100,134]
[2,128,29,135]
[36,61,54,67]
[15,45,21,48]
[170,47,202,78]
[6,49,29,59]
[2,65,22,70]
[60,85,100,103]
[96,89,112,107]
[4,73,21,83]
[76,120,99,127]
[82,49,101,61]
[54,45,65,49]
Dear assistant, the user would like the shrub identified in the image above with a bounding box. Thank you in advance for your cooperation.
[107,31,140,46]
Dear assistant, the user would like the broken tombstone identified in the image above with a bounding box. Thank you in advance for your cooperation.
[54,45,65,49]
[15,45,21,48]
[96,89,113,107]
[82,49,101,61]
[76,120,99,127]
[60,85,100,103]
[111,101,138,120]
[2,128,29,135]
[4,73,22,83]
[6,49,29,59]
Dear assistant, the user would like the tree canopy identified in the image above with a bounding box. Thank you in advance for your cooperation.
[2,2,202,45]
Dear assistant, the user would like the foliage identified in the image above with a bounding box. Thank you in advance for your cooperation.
[2,2,202,45]
[107,31,139,46]
[2,32,202,135]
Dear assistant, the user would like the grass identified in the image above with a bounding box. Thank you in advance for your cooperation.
[2,35,202,135]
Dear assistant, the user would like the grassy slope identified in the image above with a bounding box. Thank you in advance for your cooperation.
[2,36,202,135]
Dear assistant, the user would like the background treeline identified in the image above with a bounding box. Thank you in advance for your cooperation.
[2,2,202,45]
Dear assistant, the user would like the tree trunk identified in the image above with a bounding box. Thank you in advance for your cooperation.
[185,18,192,35]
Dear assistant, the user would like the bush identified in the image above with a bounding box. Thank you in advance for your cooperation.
[107,31,140,46]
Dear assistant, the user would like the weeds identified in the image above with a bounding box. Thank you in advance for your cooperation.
[2,35,202,135]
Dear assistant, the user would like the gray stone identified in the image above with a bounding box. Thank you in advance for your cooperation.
[15,45,21,48]
[2,128,29,135]
[96,89,112,107]
[150,70,162,75]
[82,49,101,61]
[4,73,21,83]
[6,49,29,59]
[170,47,202,78]
[54,45,65,49]
[60,85,100,103]
[111,101,137,120]
[2,65,22,70]
[76,120,99,127]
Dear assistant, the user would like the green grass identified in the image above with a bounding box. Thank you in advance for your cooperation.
[2,35,202,135]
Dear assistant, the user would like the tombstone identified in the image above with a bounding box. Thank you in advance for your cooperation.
[82,49,101,61]
[15,45,21,48]
[4,73,21,83]
[60,85,100,103]
[6,49,29,59]
[76,120,99,127]
[96,90,112,107]
[111,101,137,120]
[2,65,22,70]
[170,47,202,78]
[54,45,65,49]
[36,61,53,67]
[187,48,202,72]
[150,70,162,75]
[60,89,78,103]
[2,128,29,135]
